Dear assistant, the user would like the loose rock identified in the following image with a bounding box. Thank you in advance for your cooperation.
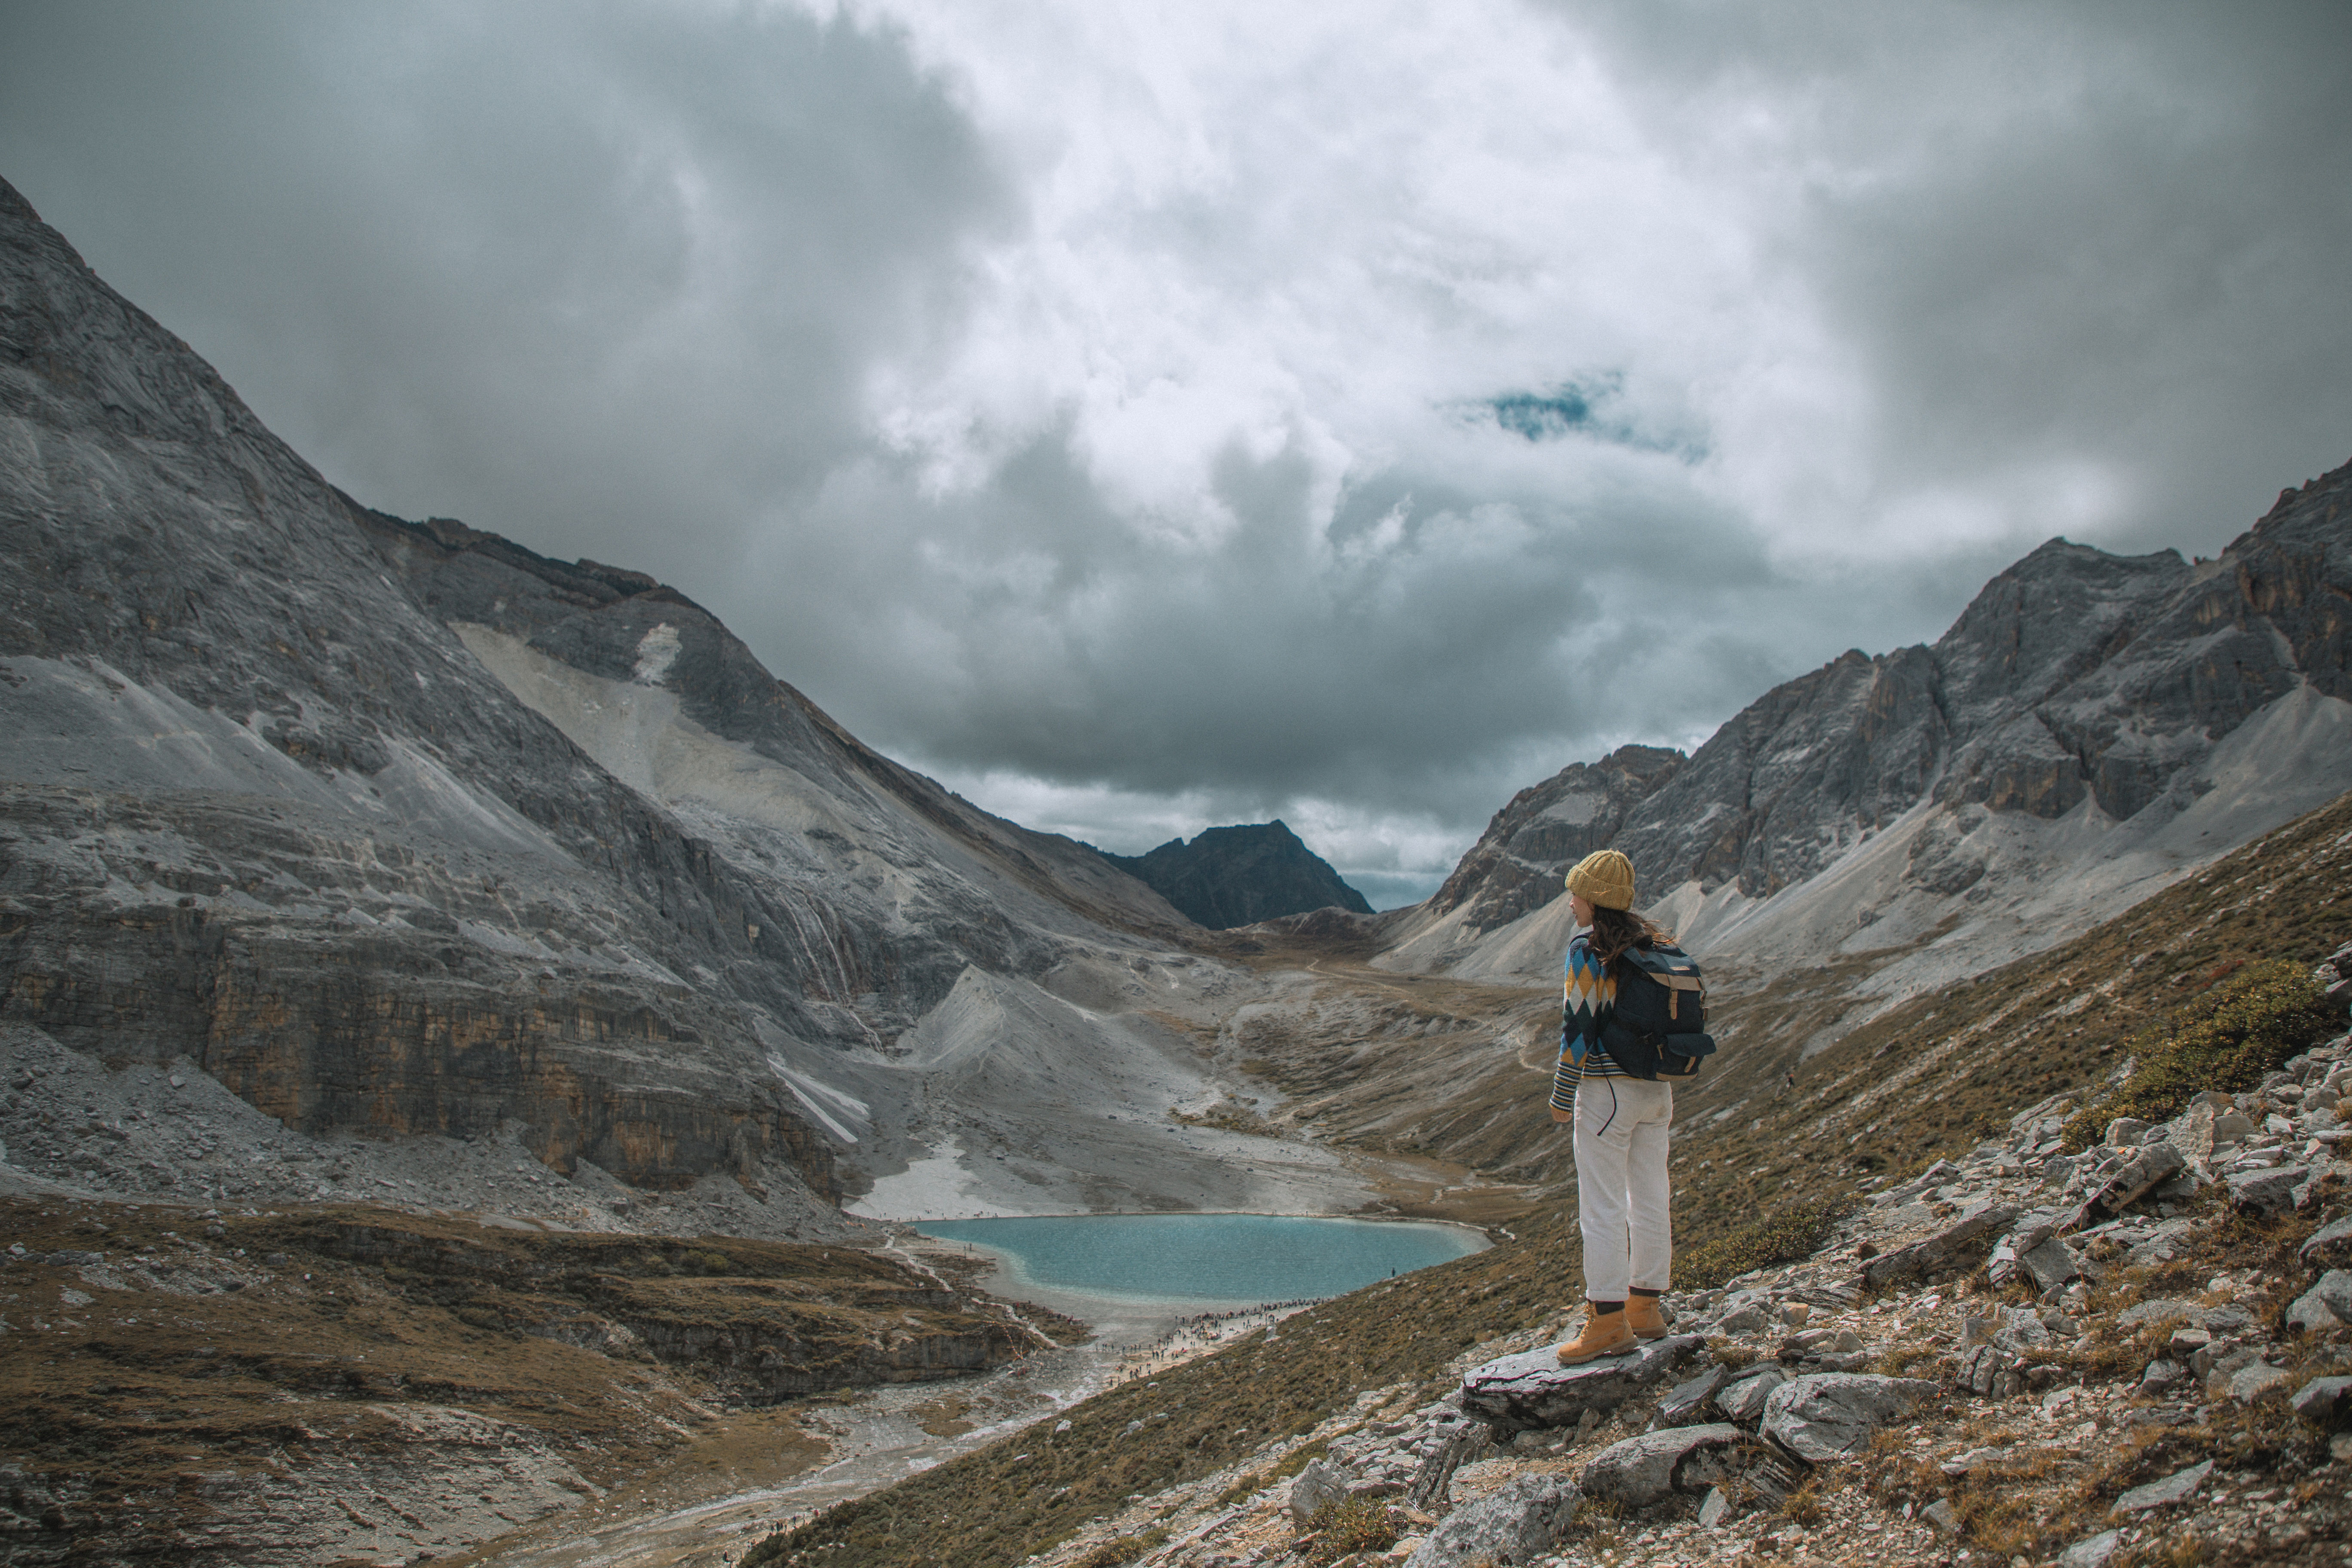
[1579,1424,1743,1508]
[1761,1373,1938,1463]
[1401,1472,1581,1568]
[2292,1375,2352,1423]
[2110,1458,2212,1515]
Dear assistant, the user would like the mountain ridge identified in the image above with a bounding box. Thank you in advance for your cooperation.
[1381,467,2352,998]
[1100,819,1374,928]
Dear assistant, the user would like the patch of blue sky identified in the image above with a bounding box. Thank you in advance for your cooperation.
[1470,374,1706,462]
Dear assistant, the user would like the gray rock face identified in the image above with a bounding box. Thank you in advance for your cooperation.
[1416,456,2352,961]
[1580,1424,1743,1507]
[1402,1472,1581,1568]
[1760,1373,1937,1463]
[1458,1335,1703,1434]
[1426,745,1684,932]
[0,178,1238,1216]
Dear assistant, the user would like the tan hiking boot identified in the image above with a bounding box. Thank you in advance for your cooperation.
[1625,1295,1668,1340]
[1554,1309,1636,1365]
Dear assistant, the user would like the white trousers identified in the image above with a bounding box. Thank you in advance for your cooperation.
[1573,1075,1674,1300]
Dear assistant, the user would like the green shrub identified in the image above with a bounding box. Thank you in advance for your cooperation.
[1673,1195,1857,1291]
[1072,1528,1167,1568]
[2061,961,2338,1150]
[684,1248,735,1275]
[1302,1494,1399,1565]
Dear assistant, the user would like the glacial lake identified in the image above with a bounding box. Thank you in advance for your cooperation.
[910,1213,1486,1308]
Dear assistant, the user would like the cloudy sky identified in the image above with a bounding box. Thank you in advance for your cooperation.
[5,1,2349,906]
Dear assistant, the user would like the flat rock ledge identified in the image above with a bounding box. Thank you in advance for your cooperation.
[1459,1335,1704,1434]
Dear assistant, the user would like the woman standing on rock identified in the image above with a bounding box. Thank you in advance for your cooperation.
[1550,849,1678,1364]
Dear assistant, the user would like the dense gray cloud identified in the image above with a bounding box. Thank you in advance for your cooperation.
[3,0,2347,905]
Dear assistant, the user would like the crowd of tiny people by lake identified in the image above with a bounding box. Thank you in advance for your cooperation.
[1103,1298,1325,1387]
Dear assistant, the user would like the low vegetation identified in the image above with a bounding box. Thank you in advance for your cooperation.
[1672,1194,1858,1291]
[2059,959,2341,1149]
[1298,1494,1401,1565]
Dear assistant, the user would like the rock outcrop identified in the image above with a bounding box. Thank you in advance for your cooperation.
[1101,820,1372,929]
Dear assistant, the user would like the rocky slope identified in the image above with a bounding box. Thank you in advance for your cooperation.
[747,919,2352,1568]
[1384,467,2352,999]
[1102,822,1374,929]
[0,175,1384,1229]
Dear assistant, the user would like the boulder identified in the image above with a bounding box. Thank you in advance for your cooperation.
[1712,1302,1767,1335]
[2219,1362,2296,1403]
[2057,1528,2123,1568]
[1956,1343,2021,1399]
[1288,1460,1348,1527]
[2080,1142,2184,1219]
[1458,1335,1702,1434]
[1860,1202,2020,1291]
[1580,1424,1745,1507]
[2110,1459,2211,1515]
[2302,1215,2352,1272]
[1656,1363,1734,1428]
[1401,1473,1581,1568]
[2019,1237,2082,1294]
[1760,1373,1938,1463]
[2292,1375,2352,1424]
[1715,1364,1788,1424]
[2201,1304,2257,1337]
[2226,1165,2308,1217]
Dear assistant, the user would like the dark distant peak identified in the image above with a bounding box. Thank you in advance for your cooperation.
[1102,820,1372,929]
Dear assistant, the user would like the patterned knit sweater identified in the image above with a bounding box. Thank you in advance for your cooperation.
[1551,934,1628,1111]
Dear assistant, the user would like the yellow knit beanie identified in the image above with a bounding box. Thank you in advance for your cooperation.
[1565,849,1636,910]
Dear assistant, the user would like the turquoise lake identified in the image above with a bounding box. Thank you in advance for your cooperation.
[910,1213,1486,1306]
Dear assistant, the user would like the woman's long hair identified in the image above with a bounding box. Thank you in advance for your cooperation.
[1586,903,1674,968]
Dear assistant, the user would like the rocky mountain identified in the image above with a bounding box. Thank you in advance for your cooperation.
[1102,820,1374,928]
[1382,468,2352,997]
[0,176,1371,1231]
